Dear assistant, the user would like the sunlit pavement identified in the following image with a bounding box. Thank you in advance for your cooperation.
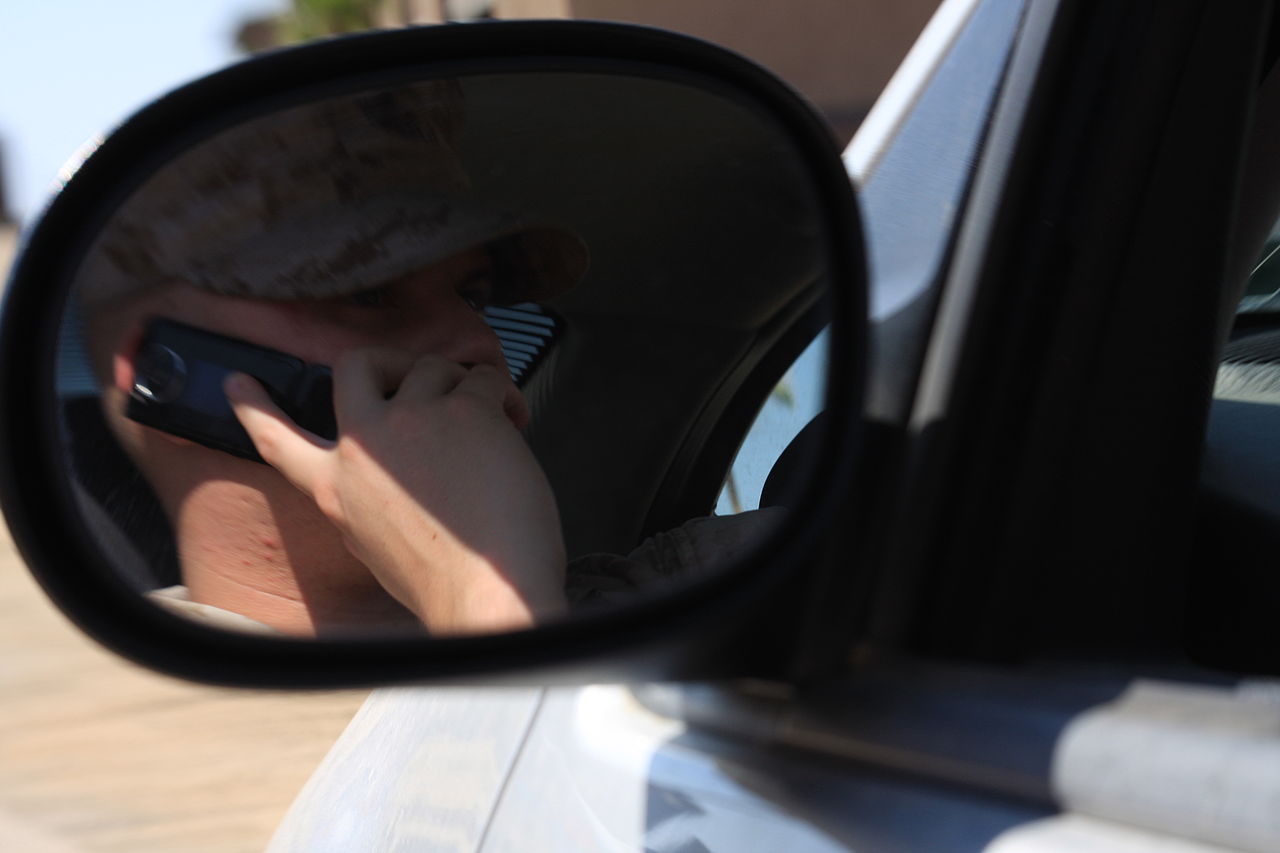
[0,522,366,853]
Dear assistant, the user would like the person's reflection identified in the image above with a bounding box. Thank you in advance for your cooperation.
[75,81,782,638]
[75,82,593,636]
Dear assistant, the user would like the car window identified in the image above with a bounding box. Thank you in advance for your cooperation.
[1237,220,1280,312]
[715,330,829,514]
[715,0,1025,513]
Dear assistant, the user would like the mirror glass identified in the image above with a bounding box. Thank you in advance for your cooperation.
[53,71,830,639]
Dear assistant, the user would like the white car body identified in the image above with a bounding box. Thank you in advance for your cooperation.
[266,2,1280,850]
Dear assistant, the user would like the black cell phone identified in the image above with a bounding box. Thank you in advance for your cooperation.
[125,318,336,463]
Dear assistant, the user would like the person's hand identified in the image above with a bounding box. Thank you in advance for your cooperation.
[224,348,567,635]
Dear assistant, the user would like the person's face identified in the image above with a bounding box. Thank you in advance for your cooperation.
[121,246,511,392]
[87,244,524,503]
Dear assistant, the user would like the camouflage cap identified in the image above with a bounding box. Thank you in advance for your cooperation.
[78,80,588,308]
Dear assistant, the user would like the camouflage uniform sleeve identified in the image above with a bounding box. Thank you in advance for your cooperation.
[565,506,788,607]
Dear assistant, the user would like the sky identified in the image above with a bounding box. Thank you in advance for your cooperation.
[0,0,281,227]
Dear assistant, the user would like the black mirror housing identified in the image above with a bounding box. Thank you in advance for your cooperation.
[0,21,867,689]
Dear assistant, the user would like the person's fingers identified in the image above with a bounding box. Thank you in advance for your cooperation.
[454,364,531,429]
[333,349,521,428]
[224,372,333,498]
[507,390,532,431]
[331,348,417,424]
[397,354,470,402]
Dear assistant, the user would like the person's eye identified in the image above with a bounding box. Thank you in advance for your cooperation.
[460,291,489,312]
[458,278,495,313]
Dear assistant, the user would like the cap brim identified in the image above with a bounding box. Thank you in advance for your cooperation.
[175,195,589,304]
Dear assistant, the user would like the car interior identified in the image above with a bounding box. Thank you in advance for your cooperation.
[1178,51,1280,678]
[1193,230,1280,675]
[54,70,834,599]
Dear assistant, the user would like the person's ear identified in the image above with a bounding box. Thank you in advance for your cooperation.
[111,321,145,396]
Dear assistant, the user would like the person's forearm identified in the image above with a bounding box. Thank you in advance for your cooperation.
[409,559,567,634]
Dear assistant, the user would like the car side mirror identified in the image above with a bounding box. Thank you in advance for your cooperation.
[0,21,867,687]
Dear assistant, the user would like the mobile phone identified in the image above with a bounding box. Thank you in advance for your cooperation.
[125,318,336,463]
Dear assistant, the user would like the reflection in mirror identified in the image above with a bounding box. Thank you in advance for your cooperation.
[716,330,828,515]
[55,72,829,639]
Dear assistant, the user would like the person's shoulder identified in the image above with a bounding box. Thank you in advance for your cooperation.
[566,507,788,606]
[656,506,789,569]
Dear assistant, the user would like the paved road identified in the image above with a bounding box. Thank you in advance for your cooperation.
[0,523,368,852]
